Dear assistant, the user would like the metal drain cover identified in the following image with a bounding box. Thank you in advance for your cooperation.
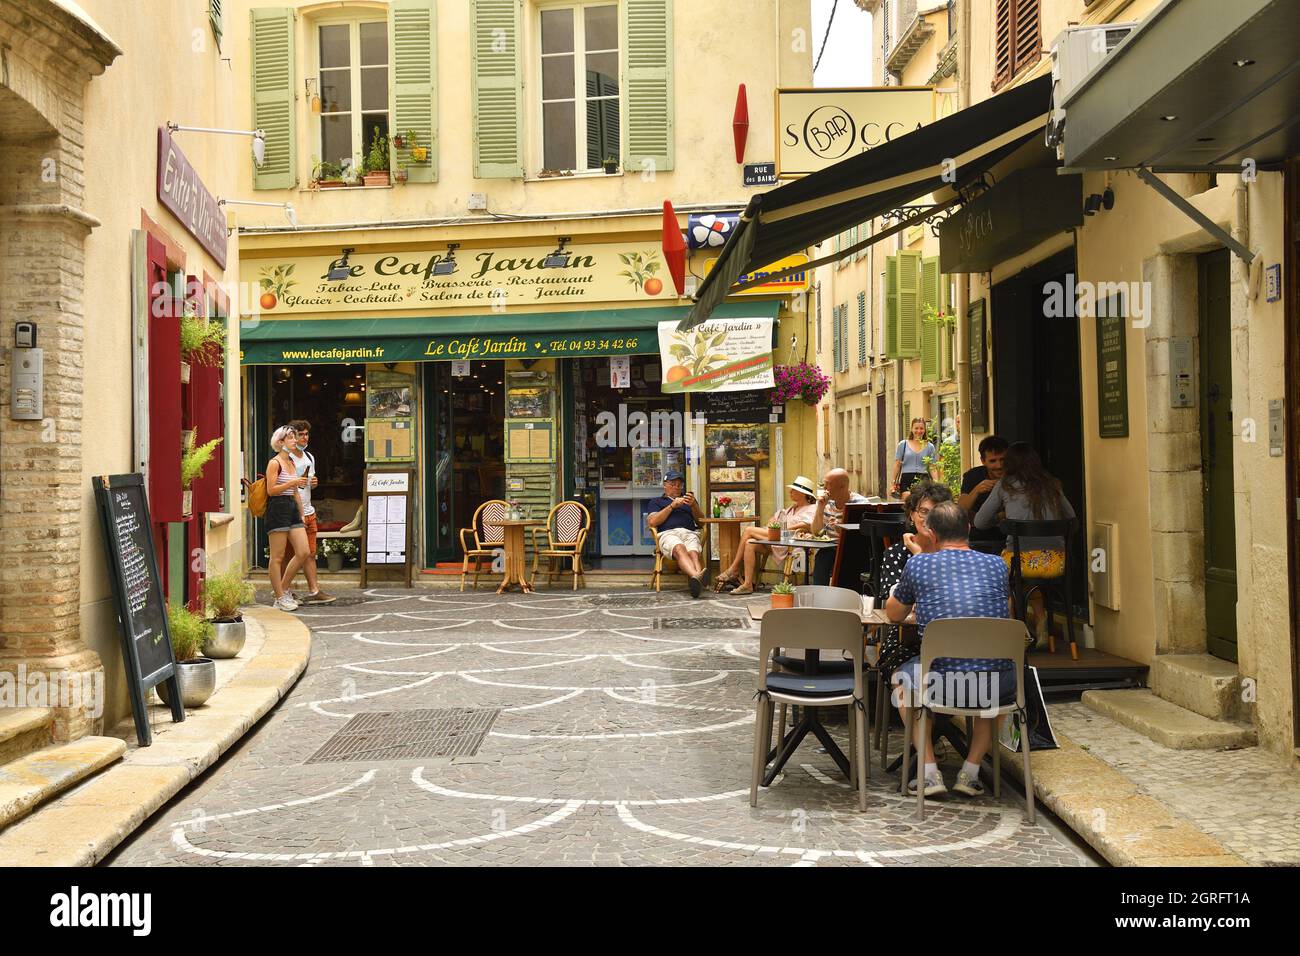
[586,595,670,608]
[297,596,374,607]
[305,708,500,763]
[653,617,749,630]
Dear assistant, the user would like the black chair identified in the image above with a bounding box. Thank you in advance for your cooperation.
[856,513,908,601]
[999,518,1079,660]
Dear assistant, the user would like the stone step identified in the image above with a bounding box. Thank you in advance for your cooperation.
[1150,653,1245,722]
[1082,688,1256,750]
[0,736,126,831]
[0,708,53,766]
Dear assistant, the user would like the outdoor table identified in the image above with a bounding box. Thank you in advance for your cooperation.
[495,519,545,594]
[749,535,837,585]
[698,516,756,571]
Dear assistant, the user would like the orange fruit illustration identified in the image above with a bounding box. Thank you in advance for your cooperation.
[259,292,278,310]
[643,278,663,296]
[665,365,690,384]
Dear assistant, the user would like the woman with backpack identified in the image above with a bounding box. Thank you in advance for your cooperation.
[265,425,312,611]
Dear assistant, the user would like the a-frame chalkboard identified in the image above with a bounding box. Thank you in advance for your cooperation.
[92,473,184,745]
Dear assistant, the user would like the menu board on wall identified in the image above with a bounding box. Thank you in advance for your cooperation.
[691,390,785,424]
[361,469,413,587]
[967,299,988,432]
[1096,295,1129,438]
[366,369,416,463]
[91,474,184,746]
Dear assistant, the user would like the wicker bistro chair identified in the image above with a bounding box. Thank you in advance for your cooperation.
[898,617,1034,823]
[459,499,510,591]
[648,523,709,591]
[531,500,592,590]
[751,607,870,811]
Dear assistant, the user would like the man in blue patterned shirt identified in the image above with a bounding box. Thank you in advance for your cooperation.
[885,501,1016,798]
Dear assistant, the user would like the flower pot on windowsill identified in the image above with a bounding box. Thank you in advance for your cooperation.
[363,171,390,187]
[602,160,619,174]
[180,361,191,384]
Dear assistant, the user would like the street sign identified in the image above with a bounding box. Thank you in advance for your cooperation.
[744,162,777,186]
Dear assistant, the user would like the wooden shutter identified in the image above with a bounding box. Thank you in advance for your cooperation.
[391,0,438,183]
[885,255,899,359]
[209,0,223,51]
[147,238,183,523]
[992,0,1012,90]
[896,250,921,357]
[624,0,674,173]
[920,256,940,381]
[1013,0,1041,75]
[857,291,867,365]
[943,276,955,378]
[832,304,843,372]
[471,0,522,178]
[250,8,296,190]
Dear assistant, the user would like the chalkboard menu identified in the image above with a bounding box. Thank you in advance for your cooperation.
[967,299,988,432]
[92,474,184,745]
[1096,295,1129,438]
[690,389,784,424]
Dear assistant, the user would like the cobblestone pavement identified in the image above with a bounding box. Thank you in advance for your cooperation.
[1050,703,1300,866]
[110,588,1092,867]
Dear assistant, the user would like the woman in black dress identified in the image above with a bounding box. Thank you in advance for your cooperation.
[875,480,954,677]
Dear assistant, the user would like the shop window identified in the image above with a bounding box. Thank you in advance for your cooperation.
[539,3,620,172]
[317,18,390,170]
[993,0,1041,92]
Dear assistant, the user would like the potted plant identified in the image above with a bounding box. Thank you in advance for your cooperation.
[394,161,409,184]
[602,154,619,174]
[181,431,223,516]
[311,159,346,188]
[771,362,833,407]
[180,310,225,381]
[771,581,796,609]
[201,563,254,658]
[320,538,348,572]
[411,144,429,164]
[157,604,217,708]
[362,129,390,186]
[767,519,782,541]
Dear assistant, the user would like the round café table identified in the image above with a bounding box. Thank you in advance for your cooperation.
[698,516,756,571]
[495,519,545,594]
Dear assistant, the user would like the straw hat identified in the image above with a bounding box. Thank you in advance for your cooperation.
[787,475,816,498]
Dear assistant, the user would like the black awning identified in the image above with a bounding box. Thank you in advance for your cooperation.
[682,75,1052,330]
[1062,0,1300,170]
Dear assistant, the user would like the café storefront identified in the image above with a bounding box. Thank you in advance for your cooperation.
[239,231,806,574]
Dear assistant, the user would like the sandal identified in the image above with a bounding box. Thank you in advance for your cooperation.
[729,583,755,596]
[713,572,740,592]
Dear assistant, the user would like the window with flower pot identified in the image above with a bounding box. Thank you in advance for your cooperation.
[317,17,390,173]
[537,2,620,173]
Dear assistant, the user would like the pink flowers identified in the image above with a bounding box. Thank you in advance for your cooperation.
[770,363,832,406]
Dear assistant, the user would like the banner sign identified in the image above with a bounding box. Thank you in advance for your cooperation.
[657,318,774,393]
[157,127,228,269]
[687,212,740,249]
[243,242,675,315]
[240,330,655,366]
[776,87,935,177]
[704,253,811,295]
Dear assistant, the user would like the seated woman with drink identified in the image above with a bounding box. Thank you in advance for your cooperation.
[714,476,818,595]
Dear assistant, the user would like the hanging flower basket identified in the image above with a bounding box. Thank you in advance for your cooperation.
[770,363,831,406]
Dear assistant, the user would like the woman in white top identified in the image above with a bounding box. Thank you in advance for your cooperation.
[264,426,311,612]
[891,418,940,498]
[714,477,818,595]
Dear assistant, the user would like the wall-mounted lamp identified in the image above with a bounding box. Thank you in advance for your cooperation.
[218,198,297,228]
[167,122,266,168]
[432,243,460,276]
[1083,187,1115,216]
[542,237,571,269]
[305,77,321,114]
[327,248,356,281]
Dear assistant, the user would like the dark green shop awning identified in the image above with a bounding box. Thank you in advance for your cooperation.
[239,301,780,365]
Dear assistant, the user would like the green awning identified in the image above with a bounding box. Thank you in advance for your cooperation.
[238,302,780,365]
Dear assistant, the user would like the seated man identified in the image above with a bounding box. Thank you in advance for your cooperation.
[885,501,1016,799]
[808,467,867,585]
[957,434,1008,547]
[646,471,709,598]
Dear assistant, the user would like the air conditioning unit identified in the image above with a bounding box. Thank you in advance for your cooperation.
[1046,23,1138,152]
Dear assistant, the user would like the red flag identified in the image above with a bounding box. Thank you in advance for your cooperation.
[661,201,686,297]
[732,84,749,164]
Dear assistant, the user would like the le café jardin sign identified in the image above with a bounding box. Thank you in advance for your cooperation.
[157,127,228,269]
[776,87,935,177]
[243,243,674,316]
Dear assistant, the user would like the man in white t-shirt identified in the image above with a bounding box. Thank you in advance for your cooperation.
[284,419,335,604]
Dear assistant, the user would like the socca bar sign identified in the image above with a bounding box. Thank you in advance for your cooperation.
[243,243,676,315]
[156,127,228,269]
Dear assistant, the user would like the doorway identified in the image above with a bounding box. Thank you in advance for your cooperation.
[1199,249,1238,662]
[423,361,506,566]
[991,247,1089,619]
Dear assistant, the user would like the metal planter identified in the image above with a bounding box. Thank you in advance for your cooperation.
[157,658,217,708]
[203,618,246,659]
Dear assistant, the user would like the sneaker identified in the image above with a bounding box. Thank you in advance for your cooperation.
[300,590,337,605]
[274,594,299,612]
[906,773,948,798]
[688,575,702,599]
[952,770,986,797]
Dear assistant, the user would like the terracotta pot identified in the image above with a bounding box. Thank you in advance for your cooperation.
[767,527,781,541]
[771,593,795,609]
[318,180,345,188]
[363,171,391,187]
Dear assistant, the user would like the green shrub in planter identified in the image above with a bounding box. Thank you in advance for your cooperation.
[167,604,213,663]
[202,564,254,623]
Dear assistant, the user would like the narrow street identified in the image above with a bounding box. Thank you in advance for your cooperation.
[110,588,1094,867]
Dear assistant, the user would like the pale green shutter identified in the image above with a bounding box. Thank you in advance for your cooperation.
[885,255,899,359]
[391,0,438,183]
[471,0,522,178]
[856,291,867,365]
[210,0,223,51]
[624,0,674,173]
[896,250,921,357]
[250,8,296,190]
[943,276,955,378]
[832,304,843,372]
[920,256,940,381]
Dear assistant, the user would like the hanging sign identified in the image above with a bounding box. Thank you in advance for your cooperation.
[704,253,811,295]
[687,212,741,249]
[156,127,228,269]
[658,317,774,393]
[776,87,935,177]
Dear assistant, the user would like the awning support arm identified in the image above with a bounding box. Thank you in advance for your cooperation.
[725,195,962,293]
[1134,167,1255,264]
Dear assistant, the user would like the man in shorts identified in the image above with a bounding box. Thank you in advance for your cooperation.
[284,419,335,604]
[646,471,709,598]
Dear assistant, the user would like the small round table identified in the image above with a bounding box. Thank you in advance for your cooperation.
[496,519,545,594]
[698,516,757,571]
